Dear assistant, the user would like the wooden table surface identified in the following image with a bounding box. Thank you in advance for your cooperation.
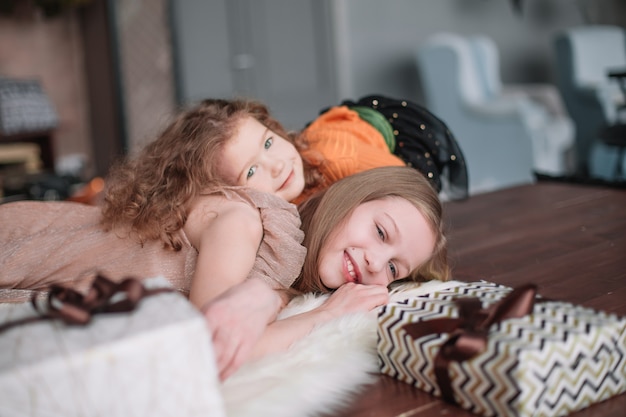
[331,181,626,417]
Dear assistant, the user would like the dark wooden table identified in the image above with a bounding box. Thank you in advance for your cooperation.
[332,181,626,417]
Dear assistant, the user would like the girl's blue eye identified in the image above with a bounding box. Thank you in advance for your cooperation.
[376,225,385,240]
[377,225,396,277]
[264,138,273,149]
[388,262,398,279]
[246,166,257,179]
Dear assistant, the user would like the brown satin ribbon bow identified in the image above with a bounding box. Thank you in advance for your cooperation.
[402,283,537,405]
[0,275,172,333]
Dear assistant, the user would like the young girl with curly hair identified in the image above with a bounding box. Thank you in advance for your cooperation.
[214,95,467,204]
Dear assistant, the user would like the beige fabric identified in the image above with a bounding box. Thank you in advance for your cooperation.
[0,188,305,303]
[215,187,306,291]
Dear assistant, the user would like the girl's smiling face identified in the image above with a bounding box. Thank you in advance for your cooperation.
[218,117,305,202]
[317,197,436,289]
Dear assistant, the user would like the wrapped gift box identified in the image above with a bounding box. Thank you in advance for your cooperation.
[377,281,626,417]
[0,276,225,417]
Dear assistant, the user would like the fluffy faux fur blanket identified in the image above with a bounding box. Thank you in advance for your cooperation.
[221,280,463,417]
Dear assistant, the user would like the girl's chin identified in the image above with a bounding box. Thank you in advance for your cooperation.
[321,280,341,291]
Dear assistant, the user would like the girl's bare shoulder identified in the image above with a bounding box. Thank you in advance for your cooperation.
[184,191,261,243]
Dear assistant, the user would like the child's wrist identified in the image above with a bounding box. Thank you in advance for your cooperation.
[248,277,285,319]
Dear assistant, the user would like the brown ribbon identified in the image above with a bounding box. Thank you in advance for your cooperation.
[0,275,172,333]
[402,283,537,405]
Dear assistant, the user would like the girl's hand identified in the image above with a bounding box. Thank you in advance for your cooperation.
[246,283,389,361]
[318,282,389,319]
[201,278,284,380]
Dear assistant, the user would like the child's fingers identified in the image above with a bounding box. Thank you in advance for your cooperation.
[209,323,249,380]
[322,282,389,315]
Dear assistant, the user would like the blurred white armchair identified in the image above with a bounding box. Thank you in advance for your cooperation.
[416,32,575,194]
[554,25,626,178]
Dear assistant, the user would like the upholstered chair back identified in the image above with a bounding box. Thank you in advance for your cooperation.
[554,25,626,175]
[417,32,574,194]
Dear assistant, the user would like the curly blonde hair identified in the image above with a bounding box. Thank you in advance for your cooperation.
[100,98,296,250]
[294,166,449,293]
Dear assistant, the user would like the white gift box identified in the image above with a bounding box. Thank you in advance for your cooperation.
[0,276,225,417]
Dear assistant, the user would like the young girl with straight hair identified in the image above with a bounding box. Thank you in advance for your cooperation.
[295,165,448,294]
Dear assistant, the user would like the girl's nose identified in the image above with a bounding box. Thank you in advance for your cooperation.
[269,158,285,177]
[365,251,385,272]
[363,252,389,286]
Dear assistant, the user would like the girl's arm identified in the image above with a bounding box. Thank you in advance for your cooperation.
[247,283,389,364]
[186,196,287,378]
[188,198,263,308]
[202,276,287,380]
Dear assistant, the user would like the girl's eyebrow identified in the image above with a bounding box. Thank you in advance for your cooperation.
[384,212,398,236]
[261,126,271,140]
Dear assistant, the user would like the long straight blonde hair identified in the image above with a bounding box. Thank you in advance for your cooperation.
[294,166,449,293]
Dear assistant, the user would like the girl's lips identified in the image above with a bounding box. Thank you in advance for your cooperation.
[342,251,361,284]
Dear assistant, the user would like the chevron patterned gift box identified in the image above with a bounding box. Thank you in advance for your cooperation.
[377,281,626,417]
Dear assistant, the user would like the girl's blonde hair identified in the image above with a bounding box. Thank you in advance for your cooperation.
[294,166,449,293]
[101,98,293,250]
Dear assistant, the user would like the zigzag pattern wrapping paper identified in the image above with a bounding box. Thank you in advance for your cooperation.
[377,281,626,417]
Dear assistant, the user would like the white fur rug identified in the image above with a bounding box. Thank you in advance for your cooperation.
[221,280,463,417]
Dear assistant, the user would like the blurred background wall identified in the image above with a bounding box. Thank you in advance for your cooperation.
[1,0,624,178]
